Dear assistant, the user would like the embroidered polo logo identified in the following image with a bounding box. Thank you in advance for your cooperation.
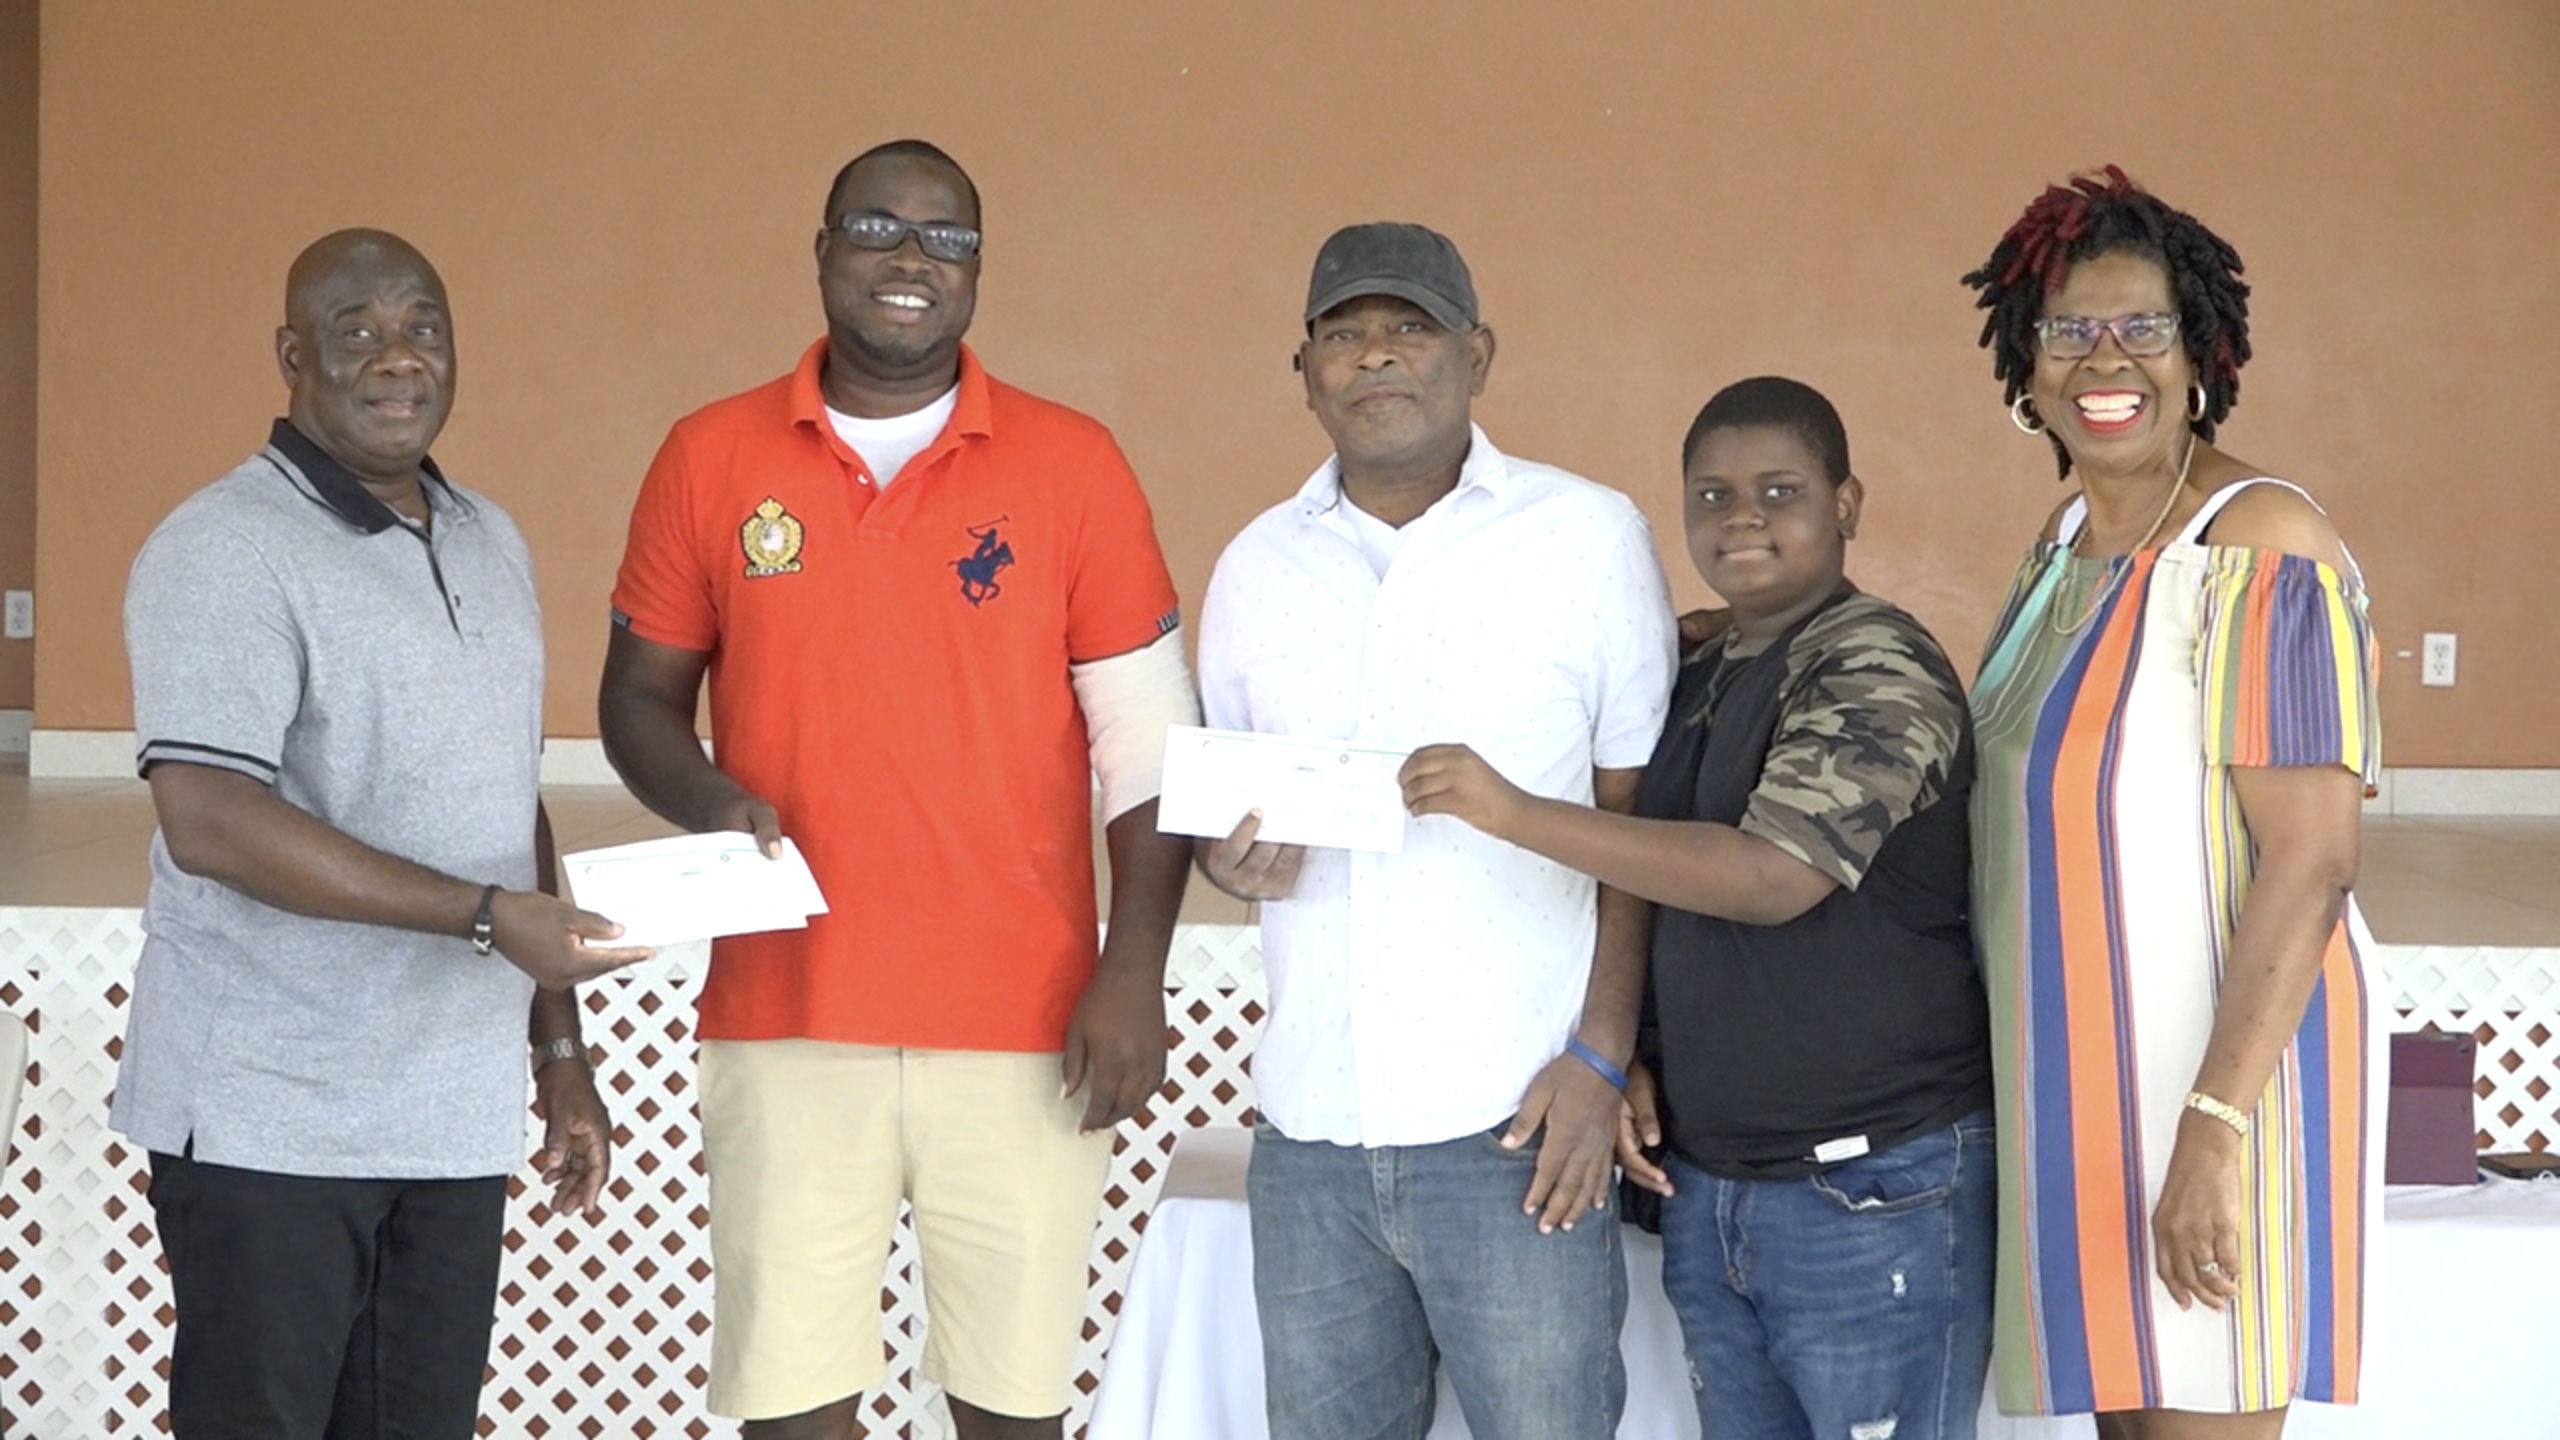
[740,497,805,578]
[951,519,1014,607]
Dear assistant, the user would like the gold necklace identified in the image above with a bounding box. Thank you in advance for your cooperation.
[2048,429,2198,636]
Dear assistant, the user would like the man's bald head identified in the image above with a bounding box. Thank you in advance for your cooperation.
[285,228,446,330]
[275,229,457,491]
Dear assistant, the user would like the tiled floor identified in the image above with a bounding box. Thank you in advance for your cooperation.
[0,767,1256,925]
[0,766,2551,942]
[2344,814,2560,946]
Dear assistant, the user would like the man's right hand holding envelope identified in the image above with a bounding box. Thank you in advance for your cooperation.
[1197,809,1309,902]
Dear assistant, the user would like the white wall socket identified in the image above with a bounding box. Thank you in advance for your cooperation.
[1,590,30,641]
[2420,632,2457,688]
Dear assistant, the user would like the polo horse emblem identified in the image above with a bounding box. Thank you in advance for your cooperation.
[952,519,1014,607]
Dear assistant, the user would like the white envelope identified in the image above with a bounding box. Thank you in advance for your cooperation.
[561,832,828,948]
[1155,725,1409,854]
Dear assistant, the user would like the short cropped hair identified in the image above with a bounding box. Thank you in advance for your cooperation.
[1681,375,1852,486]
[823,139,982,228]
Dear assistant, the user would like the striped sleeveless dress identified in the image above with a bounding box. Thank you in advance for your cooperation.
[1969,477,2381,1416]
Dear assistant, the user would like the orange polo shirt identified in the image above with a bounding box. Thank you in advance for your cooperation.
[611,341,1180,1050]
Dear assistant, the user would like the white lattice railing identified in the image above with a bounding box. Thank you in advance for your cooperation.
[2380,944,2560,1155]
[0,911,2550,1438]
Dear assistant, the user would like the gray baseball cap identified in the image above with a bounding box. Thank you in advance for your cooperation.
[1303,222,1479,331]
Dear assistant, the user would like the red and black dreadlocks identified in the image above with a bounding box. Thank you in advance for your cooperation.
[1961,166,2252,478]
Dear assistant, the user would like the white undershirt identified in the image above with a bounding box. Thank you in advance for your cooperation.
[827,384,958,488]
[1339,495,1412,579]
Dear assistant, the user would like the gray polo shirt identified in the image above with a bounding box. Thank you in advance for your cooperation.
[113,420,544,1179]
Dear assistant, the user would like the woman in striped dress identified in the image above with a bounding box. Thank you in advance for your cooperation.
[1960,168,2381,1440]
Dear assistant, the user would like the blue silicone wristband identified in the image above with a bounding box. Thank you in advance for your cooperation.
[1564,1037,1628,1092]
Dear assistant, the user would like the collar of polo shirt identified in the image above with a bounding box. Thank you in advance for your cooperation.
[266,418,469,534]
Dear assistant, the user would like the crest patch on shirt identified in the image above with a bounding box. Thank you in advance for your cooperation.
[740,497,805,578]
[951,517,1014,607]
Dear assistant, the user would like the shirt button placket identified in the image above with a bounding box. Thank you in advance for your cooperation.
[1349,573,1400,1142]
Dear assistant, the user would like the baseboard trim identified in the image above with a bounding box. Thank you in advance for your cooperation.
[539,738,621,787]
[0,710,27,757]
[28,728,135,777]
[2364,768,2560,817]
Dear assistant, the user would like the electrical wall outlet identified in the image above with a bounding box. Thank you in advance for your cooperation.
[1,590,30,641]
[2421,632,2457,688]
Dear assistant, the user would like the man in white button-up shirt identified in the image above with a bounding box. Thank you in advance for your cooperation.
[1196,223,1675,1440]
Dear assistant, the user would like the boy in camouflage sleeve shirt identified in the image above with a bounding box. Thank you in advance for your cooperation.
[1399,376,1995,1440]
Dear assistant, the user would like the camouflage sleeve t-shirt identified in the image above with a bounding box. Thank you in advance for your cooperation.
[1638,587,1990,1177]
[1731,592,1968,892]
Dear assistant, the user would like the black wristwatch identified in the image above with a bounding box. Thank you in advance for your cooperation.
[471,884,500,955]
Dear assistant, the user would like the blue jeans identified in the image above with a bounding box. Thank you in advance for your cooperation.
[1658,1111,1996,1440]
[1247,1120,1628,1440]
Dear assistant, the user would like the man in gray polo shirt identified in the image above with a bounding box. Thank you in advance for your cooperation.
[116,228,650,1438]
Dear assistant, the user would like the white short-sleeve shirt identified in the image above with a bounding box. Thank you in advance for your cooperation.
[1198,426,1675,1147]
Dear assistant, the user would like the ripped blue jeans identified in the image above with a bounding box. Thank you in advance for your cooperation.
[1657,1111,1995,1440]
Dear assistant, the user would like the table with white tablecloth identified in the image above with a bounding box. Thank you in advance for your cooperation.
[1090,1128,2560,1440]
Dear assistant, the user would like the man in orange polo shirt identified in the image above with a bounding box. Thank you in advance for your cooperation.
[600,139,1197,1440]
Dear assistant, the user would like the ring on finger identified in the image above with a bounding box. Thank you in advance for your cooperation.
[2198,1259,2224,1278]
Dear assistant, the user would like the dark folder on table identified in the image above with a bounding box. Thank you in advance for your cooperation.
[2386,1029,2479,1185]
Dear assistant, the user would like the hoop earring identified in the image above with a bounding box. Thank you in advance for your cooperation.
[2010,395,2046,436]
[2187,382,2208,423]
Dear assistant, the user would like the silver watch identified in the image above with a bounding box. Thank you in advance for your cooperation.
[531,1035,588,1071]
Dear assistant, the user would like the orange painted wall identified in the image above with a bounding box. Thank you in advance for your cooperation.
[31,2,2560,763]
[0,1,34,712]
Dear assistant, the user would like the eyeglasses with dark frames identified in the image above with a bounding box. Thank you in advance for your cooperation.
[2035,311,2180,360]
[830,213,981,263]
